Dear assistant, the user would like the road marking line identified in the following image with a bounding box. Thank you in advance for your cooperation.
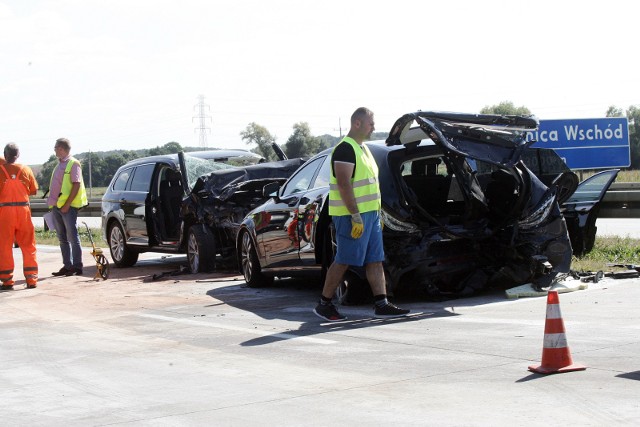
[138,313,336,344]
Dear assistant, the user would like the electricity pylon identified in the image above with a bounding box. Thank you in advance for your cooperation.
[193,94,212,148]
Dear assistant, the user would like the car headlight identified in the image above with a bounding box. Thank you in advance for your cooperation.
[380,209,418,233]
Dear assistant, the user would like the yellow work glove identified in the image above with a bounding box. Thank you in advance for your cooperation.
[351,212,364,239]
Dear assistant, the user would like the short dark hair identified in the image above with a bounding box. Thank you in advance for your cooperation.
[55,137,71,151]
[4,143,19,163]
[351,107,373,124]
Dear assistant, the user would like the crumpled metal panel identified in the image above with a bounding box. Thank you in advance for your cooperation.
[182,158,307,263]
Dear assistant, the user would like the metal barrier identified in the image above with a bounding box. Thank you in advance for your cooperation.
[598,182,640,218]
[30,185,640,219]
[31,199,102,218]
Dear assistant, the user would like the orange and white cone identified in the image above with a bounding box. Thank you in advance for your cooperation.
[528,290,586,374]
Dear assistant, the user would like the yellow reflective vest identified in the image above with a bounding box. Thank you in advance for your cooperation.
[328,137,381,216]
[50,157,88,209]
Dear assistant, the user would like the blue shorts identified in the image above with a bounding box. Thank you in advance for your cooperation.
[333,211,384,267]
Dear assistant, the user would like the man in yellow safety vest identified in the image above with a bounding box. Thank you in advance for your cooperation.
[47,137,88,277]
[313,107,410,321]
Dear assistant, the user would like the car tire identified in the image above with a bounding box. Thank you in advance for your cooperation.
[187,225,216,273]
[321,222,368,305]
[240,231,273,288]
[108,222,139,267]
[335,271,368,306]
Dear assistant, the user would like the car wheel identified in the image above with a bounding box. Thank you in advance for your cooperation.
[108,222,139,267]
[187,225,216,273]
[335,271,368,306]
[240,231,273,288]
[321,222,368,305]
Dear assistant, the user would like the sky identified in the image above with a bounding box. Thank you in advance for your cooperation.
[1,0,638,166]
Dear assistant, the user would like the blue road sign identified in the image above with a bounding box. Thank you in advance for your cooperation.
[526,118,630,170]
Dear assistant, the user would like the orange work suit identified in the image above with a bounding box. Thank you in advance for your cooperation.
[0,164,38,287]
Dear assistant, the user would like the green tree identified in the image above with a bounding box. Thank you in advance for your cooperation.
[148,141,183,156]
[80,152,107,188]
[240,123,279,161]
[607,105,639,169]
[36,155,58,191]
[480,101,532,115]
[283,122,328,159]
[626,106,639,170]
[606,106,624,118]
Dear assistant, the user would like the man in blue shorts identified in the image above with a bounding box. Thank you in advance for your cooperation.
[313,107,410,321]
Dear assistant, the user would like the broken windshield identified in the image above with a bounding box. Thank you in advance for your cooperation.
[182,154,236,190]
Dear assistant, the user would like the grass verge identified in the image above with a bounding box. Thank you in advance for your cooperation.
[35,226,104,248]
[571,236,640,272]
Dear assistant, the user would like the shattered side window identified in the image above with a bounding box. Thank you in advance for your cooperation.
[183,154,236,190]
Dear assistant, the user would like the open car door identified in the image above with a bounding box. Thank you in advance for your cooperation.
[561,169,620,256]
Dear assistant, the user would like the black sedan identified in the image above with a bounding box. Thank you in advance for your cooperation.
[236,111,618,301]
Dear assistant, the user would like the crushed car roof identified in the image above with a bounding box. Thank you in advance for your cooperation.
[191,158,307,200]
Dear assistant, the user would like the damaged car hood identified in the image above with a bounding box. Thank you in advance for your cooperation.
[190,158,307,201]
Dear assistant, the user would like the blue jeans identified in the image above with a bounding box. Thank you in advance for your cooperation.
[51,206,83,270]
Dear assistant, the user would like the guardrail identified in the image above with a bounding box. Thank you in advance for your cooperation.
[598,182,640,218]
[29,184,640,219]
[31,199,102,218]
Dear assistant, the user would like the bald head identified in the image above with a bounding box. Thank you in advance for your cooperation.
[347,107,375,143]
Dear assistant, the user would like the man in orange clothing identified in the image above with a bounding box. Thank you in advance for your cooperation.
[0,143,39,290]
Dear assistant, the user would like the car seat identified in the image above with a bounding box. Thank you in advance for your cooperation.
[403,158,451,214]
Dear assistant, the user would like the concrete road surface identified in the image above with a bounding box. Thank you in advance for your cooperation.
[1,245,640,426]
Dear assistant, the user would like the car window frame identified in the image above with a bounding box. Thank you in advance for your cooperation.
[129,163,156,193]
[112,166,134,192]
[310,155,331,189]
[280,156,325,197]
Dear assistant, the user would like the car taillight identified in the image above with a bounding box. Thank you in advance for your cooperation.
[518,191,556,230]
[380,208,418,233]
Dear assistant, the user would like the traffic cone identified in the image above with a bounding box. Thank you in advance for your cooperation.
[528,290,586,374]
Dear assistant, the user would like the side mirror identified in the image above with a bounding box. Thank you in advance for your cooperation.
[263,181,281,198]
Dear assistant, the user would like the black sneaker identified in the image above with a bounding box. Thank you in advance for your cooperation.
[52,267,73,277]
[374,302,410,319]
[74,268,83,276]
[1,284,14,291]
[313,303,347,322]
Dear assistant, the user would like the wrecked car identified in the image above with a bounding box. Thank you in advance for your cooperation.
[179,155,306,272]
[101,148,304,272]
[236,111,618,302]
[518,148,619,256]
